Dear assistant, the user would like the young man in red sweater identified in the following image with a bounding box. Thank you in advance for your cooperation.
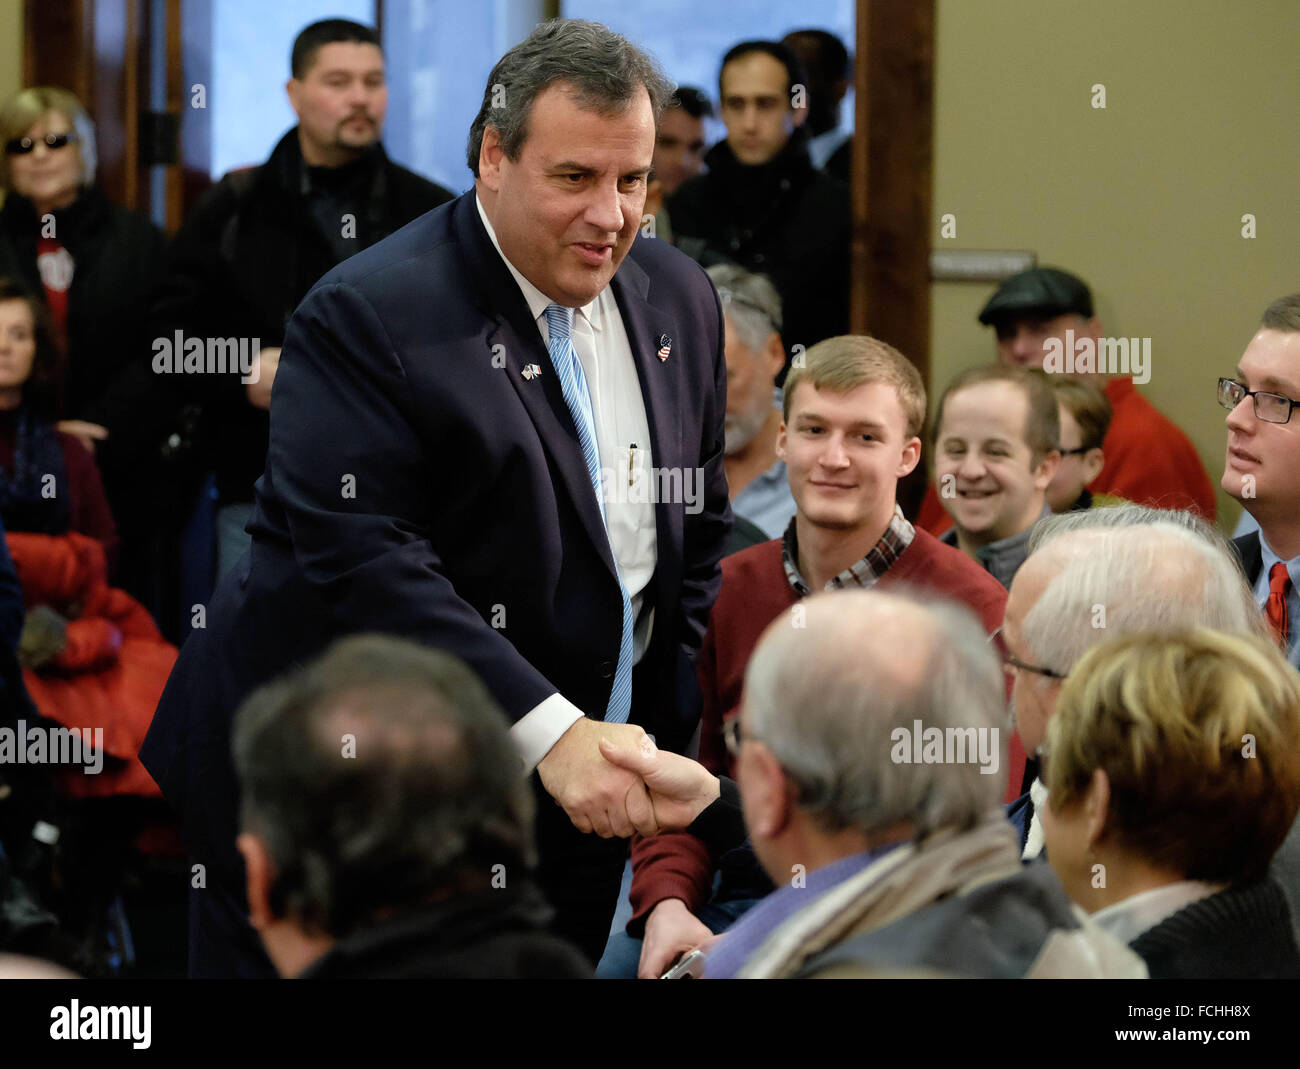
[602,335,1015,979]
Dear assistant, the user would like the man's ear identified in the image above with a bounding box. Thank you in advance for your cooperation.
[764,333,786,383]
[478,126,505,192]
[897,436,922,479]
[775,421,788,461]
[789,103,809,130]
[285,79,301,119]
[1033,449,1062,491]
[1081,447,1105,486]
[237,832,276,932]
[743,742,795,839]
[643,177,664,220]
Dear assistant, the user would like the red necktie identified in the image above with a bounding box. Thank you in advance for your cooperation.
[1266,561,1291,645]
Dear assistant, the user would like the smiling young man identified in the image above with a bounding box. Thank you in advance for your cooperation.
[933,364,1061,589]
[610,335,1009,980]
[1222,294,1300,666]
[916,267,1215,535]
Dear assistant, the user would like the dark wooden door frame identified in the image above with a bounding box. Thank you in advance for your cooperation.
[852,0,934,517]
[851,0,934,388]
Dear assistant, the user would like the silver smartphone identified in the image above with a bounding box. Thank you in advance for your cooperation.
[661,949,706,979]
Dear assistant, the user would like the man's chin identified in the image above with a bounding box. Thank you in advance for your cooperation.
[801,508,865,532]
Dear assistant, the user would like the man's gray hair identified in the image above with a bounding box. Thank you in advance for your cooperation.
[707,263,784,352]
[1027,504,1235,559]
[1023,520,1270,677]
[743,589,1006,838]
[466,18,674,175]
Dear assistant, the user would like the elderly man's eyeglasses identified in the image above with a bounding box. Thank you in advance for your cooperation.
[722,718,759,758]
[988,627,1067,680]
[1218,377,1299,425]
[5,131,79,156]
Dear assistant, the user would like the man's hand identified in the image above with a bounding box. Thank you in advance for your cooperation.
[246,346,281,410]
[55,420,108,453]
[639,898,715,979]
[537,718,659,838]
[599,734,720,832]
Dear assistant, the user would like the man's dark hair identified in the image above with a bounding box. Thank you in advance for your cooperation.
[1260,294,1300,333]
[467,18,674,177]
[781,29,850,83]
[232,634,535,939]
[290,18,381,80]
[718,40,810,101]
[670,86,713,120]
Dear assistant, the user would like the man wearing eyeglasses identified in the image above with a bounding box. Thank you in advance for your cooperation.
[999,514,1265,856]
[1222,294,1300,666]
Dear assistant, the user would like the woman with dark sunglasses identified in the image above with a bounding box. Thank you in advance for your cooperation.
[0,87,171,601]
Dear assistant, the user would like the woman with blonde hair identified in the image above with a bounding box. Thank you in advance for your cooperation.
[0,86,168,597]
[1041,628,1300,977]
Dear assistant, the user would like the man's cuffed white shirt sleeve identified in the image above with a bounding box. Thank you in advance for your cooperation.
[511,693,585,774]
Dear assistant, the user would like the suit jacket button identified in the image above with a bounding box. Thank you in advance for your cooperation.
[598,660,615,679]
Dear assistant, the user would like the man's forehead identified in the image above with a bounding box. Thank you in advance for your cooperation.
[527,83,654,158]
[1240,329,1300,390]
[941,383,1029,435]
[721,54,789,97]
[303,41,385,77]
[789,380,906,426]
[997,312,1081,336]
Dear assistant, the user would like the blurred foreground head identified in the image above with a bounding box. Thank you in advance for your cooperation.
[232,634,534,976]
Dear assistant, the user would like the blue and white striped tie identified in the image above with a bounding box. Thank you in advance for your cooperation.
[544,303,635,724]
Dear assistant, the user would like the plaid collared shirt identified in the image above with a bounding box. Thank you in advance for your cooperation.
[781,506,916,596]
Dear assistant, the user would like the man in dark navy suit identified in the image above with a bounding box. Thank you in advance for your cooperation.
[141,18,731,976]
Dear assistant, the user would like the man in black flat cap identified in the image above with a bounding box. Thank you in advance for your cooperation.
[919,265,1214,535]
[975,266,1214,519]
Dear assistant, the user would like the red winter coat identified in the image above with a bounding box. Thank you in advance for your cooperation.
[7,530,173,798]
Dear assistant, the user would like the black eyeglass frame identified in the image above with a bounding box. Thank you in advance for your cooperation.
[722,717,761,758]
[988,626,1068,680]
[1218,376,1299,425]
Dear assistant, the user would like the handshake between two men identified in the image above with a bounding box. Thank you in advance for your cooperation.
[536,717,721,839]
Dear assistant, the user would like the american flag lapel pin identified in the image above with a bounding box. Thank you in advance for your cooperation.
[522,363,542,380]
[657,334,672,362]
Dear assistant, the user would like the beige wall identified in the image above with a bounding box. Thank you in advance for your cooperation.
[0,1,21,107]
[932,0,1300,530]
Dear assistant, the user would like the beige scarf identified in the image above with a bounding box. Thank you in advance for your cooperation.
[737,812,1146,979]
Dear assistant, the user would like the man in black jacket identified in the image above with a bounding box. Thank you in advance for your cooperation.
[152,18,454,577]
[233,635,590,979]
[668,40,849,375]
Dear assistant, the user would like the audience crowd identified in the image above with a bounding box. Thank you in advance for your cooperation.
[0,15,1297,983]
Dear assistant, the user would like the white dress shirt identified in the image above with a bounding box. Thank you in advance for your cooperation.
[475,196,658,771]
[1091,881,1226,945]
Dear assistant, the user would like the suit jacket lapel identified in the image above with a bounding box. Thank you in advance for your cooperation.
[456,195,618,576]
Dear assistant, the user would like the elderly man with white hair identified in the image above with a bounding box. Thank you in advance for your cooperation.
[605,588,1144,978]
[1000,508,1270,860]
